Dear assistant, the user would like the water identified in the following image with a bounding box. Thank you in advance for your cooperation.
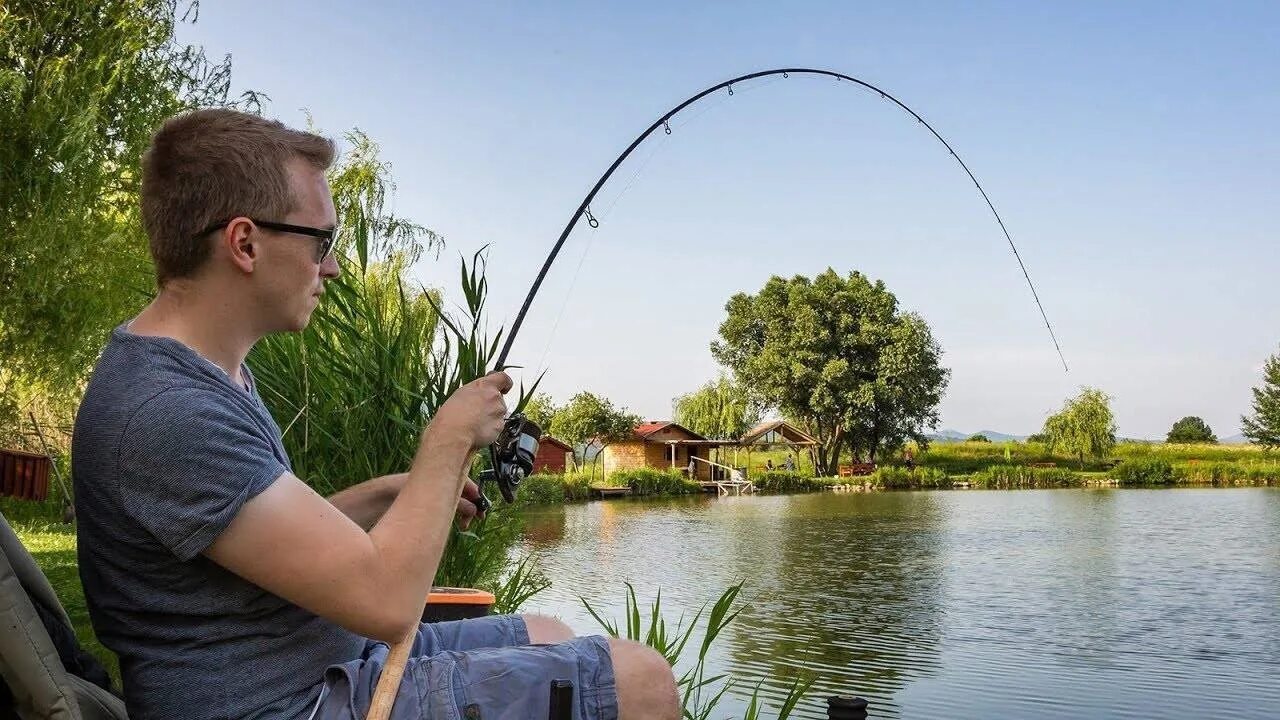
[514,488,1280,718]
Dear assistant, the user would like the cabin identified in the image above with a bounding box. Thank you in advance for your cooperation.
[737,420,819,473]
[533,435,574,474]
[599,422,736,481]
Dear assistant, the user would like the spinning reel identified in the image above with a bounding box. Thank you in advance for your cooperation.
[473,413,542,514]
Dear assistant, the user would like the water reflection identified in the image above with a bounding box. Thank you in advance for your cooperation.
[515,489,1280,719]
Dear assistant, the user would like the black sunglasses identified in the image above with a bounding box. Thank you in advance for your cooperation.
[198,218,337,264]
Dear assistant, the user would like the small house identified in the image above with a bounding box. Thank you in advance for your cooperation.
[599,421,736,481]
[533,435,574,474]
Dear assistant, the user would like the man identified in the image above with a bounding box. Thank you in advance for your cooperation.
[72,109,678,720]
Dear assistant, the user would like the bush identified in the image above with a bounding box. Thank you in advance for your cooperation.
[515,474,569,505]
[968,464,1082,489]
[1171,461,1280,486]
[1113,459,1178,485]
[870,466,951,489]
[610,468,700,496]
[752,468,834,489]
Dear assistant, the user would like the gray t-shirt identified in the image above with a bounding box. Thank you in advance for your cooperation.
[72,325,365,719]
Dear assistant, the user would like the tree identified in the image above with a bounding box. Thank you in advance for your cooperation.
[671,376,763,440]
[0,0,256,436]
[1242,350,1280,449]
[1166,416,1217,444]
[967,434,991,443]
[519,392,559,433]
[1042,387,1117,468]
[712,269,949,475]
[548,392,641,478]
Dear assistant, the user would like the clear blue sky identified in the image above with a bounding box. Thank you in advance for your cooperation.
[180,1,1278,439]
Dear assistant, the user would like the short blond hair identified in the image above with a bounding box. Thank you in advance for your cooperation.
[140,108,335,284]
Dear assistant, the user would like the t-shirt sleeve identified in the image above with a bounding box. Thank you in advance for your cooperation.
[117,387,288,560]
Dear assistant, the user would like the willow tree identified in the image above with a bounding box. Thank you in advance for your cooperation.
[1043,387,1117,468]
[672,376,762,440]
[0,0,256,437]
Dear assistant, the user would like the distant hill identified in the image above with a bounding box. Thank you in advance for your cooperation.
[1220,434,1250,445]
[929,429,1028,443]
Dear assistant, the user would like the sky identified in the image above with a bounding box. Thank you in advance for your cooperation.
[178,1,1278,440]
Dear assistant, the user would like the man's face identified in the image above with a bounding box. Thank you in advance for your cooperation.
[254,160,340,332]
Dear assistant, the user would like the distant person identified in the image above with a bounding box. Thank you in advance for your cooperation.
[687,457,696,477]
[765,459,775,471]
[904,449,916,471]
[783,455,796,472]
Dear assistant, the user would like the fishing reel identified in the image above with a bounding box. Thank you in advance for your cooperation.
[474,413,542,514]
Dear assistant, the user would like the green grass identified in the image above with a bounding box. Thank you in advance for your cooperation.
[2,498,120,686]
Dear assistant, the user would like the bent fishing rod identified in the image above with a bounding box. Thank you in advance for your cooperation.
[468,67,1067,518]
[370,69,1066,719]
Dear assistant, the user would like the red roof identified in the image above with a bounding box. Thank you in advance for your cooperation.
[539,435,573,452]
[633,421,707,441]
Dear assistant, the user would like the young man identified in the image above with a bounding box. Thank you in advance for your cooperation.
[71,109,678,720]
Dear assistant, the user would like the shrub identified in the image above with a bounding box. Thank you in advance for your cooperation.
[515,474,569,505]
[968,464,1081,489]
[870,466,951,489]
[1113,459,1177,485]
[610,468,700,496]
[754,471,820,493]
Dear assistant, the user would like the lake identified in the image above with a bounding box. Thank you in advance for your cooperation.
[515,488,1280,719]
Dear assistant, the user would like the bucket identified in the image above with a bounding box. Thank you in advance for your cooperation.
[421,586,495,623]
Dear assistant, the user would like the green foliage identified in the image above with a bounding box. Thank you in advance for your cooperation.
[547,392,640,467]
[609,468,700,496]
[1043,387,1118,468]
[0,0,256,394]
[1113,459,1177,486]
[967,465,1082,489]
[1174,461,1280,485]
[582,582,812,720]
[1242,350,1280,448]
[753,471,835,493]
[1166,416,1217,444]
[519,392,559,433]
[711,269,949,474]
[967,433,991,443]
[869,466,952,489]
[513,470,595,505]
[672,375,763,440]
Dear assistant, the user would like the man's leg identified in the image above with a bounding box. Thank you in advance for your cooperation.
[608,638,680,720]
[523,613,575,644]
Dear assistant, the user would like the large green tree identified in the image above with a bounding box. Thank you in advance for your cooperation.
[548,392,640,476]
[1042,387,1117,468]
[1166,416,1217,444]
[671,376,762,440]
[1,0,254,437]
[1242,350,1280,449]
[711,269,949,474]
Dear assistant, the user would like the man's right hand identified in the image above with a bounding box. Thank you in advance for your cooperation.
[429,371,513,450]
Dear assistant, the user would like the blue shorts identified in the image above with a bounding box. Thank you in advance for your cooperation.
[313,615,619,720]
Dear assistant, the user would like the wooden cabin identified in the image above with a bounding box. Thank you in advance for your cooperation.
[533,435,574,474]
[599,421,735,481]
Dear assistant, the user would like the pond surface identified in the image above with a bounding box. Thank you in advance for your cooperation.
[515,488,1280,718]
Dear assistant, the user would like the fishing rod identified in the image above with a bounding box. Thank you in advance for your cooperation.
[472,67,1067,517]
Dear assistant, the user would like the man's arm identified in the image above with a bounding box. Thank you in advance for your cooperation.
[328,472,485,531]
[327,474,404,531]
[204,373,511,642]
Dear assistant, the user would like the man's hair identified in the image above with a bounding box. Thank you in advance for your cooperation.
[140,108,336,284]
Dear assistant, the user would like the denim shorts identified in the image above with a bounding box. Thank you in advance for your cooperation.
[312,615,618,720]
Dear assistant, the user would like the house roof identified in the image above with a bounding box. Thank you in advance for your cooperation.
[738,420,818,446]
[539,435,574,452]
[633,421,708,441]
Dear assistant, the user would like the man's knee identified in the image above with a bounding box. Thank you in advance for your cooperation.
[521,613,576,644]
[609,638,680,720]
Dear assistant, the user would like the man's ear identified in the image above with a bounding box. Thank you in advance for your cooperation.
[224,217,257,274]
